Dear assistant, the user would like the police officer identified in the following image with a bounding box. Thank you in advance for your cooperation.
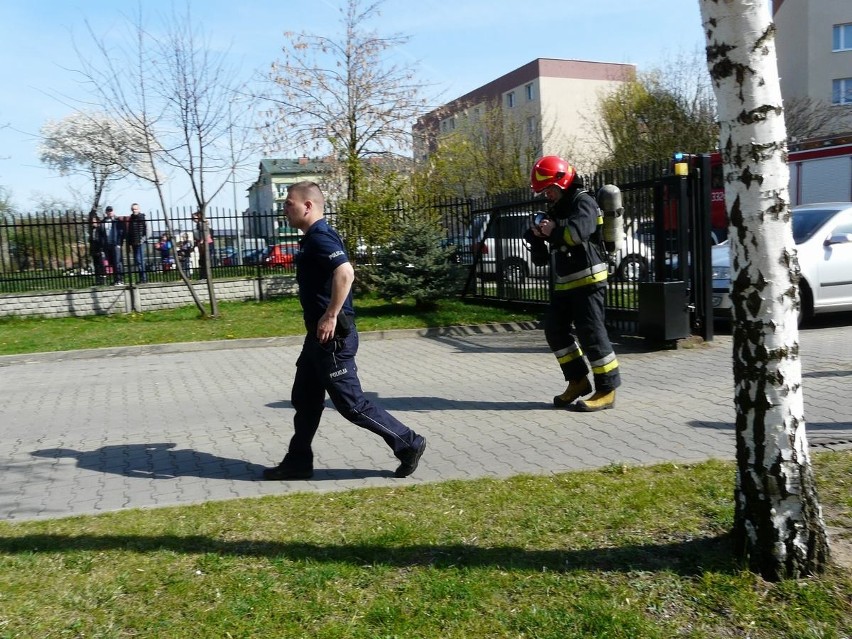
[528,155,621,411]
[262,181,427,480]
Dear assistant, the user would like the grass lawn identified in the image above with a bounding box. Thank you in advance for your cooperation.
[0,295,542,356]
[0,452,849,638]
[0,296,849,637]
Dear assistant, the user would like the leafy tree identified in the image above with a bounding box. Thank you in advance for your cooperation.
[371,214,459,310]
[411,100,538,199]
[38,112,151,215]
[264,0,428,204]
[699,0,829,580]
[334,162,403,264]
[593,52,719,168]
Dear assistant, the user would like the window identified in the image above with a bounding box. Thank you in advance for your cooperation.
[832,78,852,105]
[525,83,534,101]
[833,23,852,51]
[506,91,515,108]
[526,116,537,135]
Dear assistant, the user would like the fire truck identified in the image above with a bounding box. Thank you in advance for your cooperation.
[709,134,852,217]
[666,136,852,242]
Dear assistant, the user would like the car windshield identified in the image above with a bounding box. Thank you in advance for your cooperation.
[792,208,838,244]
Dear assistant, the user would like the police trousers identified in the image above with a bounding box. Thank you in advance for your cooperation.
[544,286,621,392]
[287,328,418,464]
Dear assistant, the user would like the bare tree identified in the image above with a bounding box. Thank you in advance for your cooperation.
[783,96,852,141]
[38,111,152,216]
[699,0,830,580]
[76,4,258,317]
[264,0,428,203]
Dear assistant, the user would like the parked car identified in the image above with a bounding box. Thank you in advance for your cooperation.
[710,241,733,318]
[215,247,237,266]
[468,210,652,285]
[243,247,271,266]
[468,211,544,284]
[264,243,299,267]
[712,202,852,324]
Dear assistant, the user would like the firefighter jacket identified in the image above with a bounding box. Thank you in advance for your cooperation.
[543,186,608,294]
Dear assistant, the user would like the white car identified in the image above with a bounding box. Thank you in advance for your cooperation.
[711,241,734,317]
[713,202,852,324]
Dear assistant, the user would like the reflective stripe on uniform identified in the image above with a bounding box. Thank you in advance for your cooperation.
[589,352,619,375]
[553,264,608,291]
[562,226,582,246]
[554,343,584,365]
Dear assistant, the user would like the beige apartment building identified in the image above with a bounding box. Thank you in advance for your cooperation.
[413,58,635,174]
[774,0,852,111]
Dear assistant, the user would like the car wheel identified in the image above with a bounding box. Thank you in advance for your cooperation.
[797,280,814,328]
[616,254,648,282]
[500,258,528,285]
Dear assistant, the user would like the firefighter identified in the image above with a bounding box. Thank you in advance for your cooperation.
[528,155,621,411]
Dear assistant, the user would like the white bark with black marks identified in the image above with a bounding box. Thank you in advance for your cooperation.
[698,0,829,580]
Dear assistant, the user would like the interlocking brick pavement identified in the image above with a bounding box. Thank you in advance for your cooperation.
[0,321,849,521]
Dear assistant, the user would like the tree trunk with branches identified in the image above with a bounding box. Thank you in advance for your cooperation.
[74,6,258,317]
[698,0,830,580]
[265,0,428,207]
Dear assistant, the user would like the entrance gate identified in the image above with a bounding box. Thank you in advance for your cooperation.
[460,155,716,342]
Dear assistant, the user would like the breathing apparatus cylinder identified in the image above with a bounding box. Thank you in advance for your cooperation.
[597,184,624,254]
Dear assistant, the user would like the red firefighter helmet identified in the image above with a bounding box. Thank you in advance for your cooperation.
[530,155,576,193]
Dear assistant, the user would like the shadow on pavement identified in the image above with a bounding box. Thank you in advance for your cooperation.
[29,443,397,482]
[30,443,268,481]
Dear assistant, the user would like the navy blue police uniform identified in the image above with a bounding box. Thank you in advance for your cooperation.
[274,218,425,478]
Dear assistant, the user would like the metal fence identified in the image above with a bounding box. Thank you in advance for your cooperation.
[1,158,714,337]
[449,159,715,338]
[0,207,297,293]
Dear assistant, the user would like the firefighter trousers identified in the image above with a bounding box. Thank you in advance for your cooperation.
[544,286,621,392]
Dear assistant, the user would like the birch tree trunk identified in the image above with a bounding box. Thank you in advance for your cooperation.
[698,0,830,580]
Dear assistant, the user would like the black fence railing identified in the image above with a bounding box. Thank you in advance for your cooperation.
[1,158,714,337]
[0,207,300,293]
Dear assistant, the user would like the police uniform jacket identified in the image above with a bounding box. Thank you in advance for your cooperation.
[296,219,355,332]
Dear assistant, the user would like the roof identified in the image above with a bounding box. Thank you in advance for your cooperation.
[258,158,331,177]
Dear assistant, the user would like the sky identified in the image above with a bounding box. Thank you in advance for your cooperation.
[0,0,712,213]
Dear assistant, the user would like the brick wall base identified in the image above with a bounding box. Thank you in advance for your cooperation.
[0,276,298,319]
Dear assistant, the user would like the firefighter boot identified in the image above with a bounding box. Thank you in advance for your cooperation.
[553,377,592,408]
[575,390,616,412]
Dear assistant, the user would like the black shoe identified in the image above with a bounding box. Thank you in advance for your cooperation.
[394,436,426,478]
[262,463,313,480]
